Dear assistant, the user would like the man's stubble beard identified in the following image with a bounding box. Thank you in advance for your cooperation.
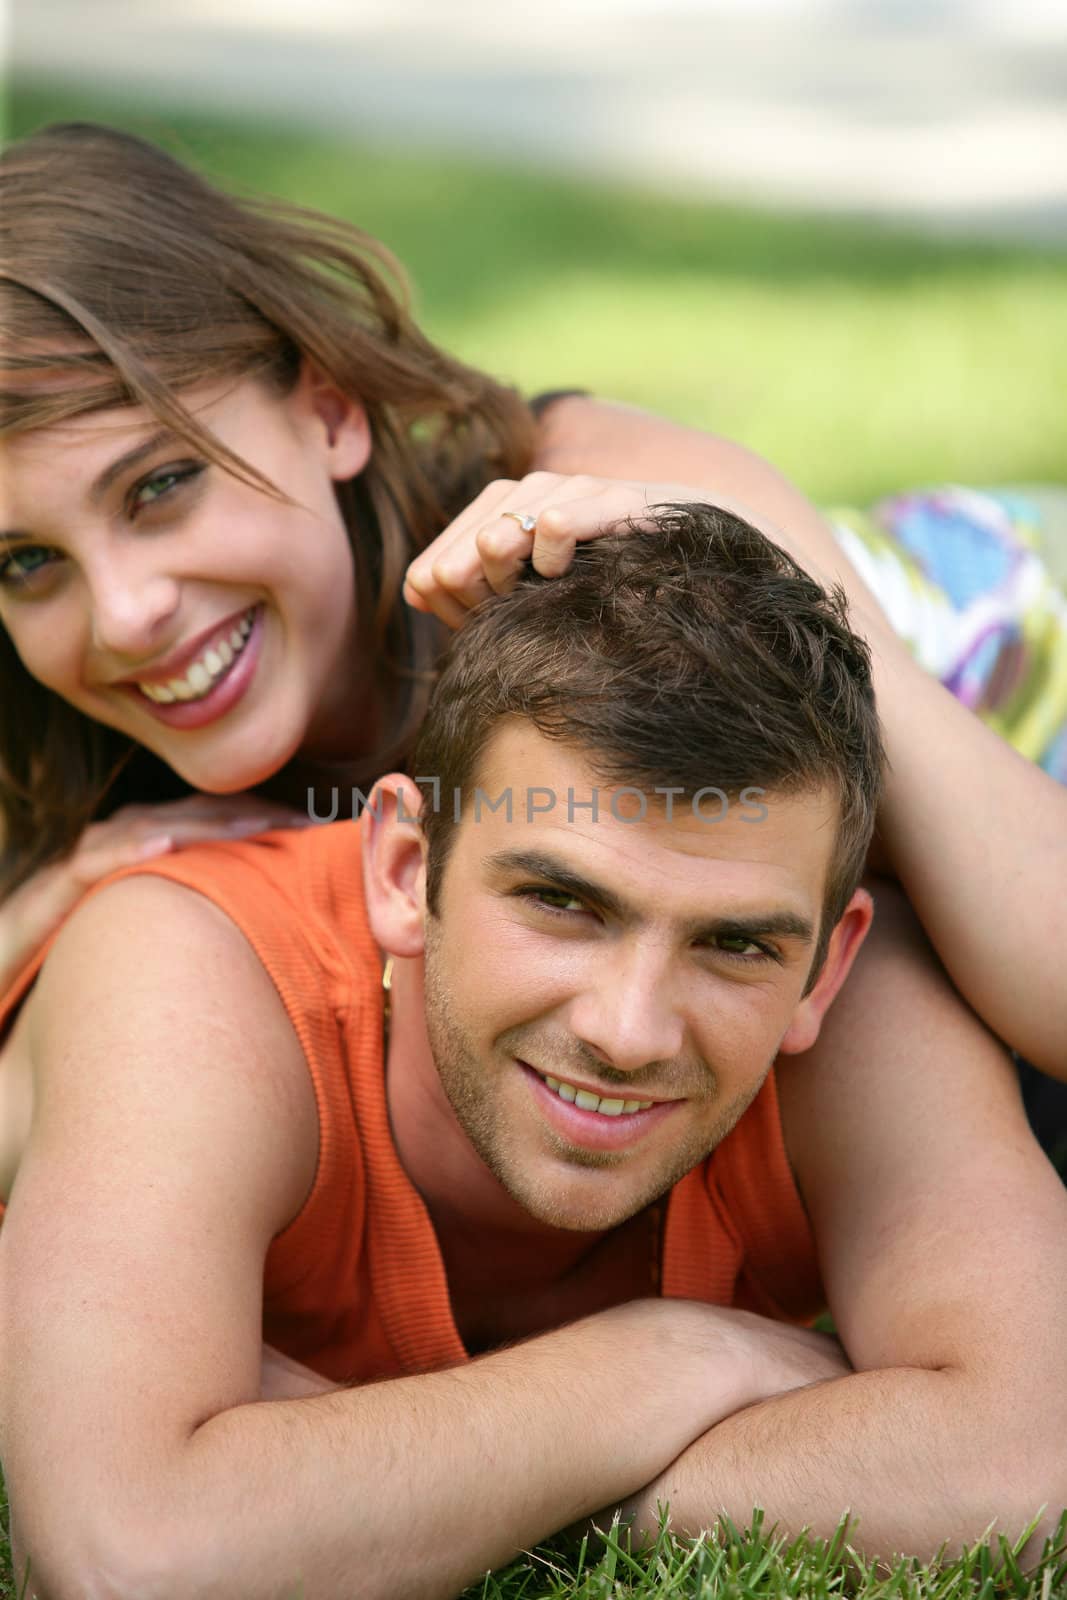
[421,918,769,1233]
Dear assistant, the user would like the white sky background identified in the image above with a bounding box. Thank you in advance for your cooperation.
[13,0,1067,238]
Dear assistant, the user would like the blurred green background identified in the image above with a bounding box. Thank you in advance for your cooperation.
[10,79,1067,508]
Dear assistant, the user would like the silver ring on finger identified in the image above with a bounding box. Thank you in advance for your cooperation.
[501,510,538,534]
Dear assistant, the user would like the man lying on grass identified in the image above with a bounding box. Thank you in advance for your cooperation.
[2,505,1066,1600]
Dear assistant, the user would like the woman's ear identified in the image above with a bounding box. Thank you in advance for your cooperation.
[360,776,428,960]
[298,361,372,482]
[777,887,874,1056]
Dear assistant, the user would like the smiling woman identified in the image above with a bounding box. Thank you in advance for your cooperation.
[1,377,374,782]
[0,119,540,940]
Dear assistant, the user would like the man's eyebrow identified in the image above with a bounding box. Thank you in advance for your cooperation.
[89,428,183,505]
[485,848,816,946]
[696,910,815,946]
[486,849,630,920]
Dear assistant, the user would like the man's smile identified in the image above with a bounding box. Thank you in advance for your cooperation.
[540,1074,653,1116]
[520,1057,668,1114]
[518,1060,683,1153]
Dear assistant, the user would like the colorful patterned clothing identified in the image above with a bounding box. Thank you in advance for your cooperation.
[829,486,1067,784]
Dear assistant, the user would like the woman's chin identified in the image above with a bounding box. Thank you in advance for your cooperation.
[147,727,304,799]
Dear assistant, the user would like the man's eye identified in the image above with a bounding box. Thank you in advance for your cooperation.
[0,545,60,589]
[128,462,203,513]
[711,936,777,963]
[519,887,585,915]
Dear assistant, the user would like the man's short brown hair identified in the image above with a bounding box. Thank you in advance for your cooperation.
[413,502,885,987]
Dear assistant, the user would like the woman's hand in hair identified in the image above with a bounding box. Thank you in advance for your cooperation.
[0,794,310,996]
[403,472,743,628]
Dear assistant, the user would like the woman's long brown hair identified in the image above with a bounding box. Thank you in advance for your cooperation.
[0,122,538,897]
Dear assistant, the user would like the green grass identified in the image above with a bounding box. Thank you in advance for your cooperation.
[1,1471,14,1600]
[462,1512,1067,1600]
[4,81,1067,1600]
[8,79,1067,508]
[3,1480,1066,1600]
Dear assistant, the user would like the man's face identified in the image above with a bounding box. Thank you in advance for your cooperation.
[420,723,839,1233]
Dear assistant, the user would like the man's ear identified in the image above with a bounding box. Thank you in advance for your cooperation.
[777,887,874,1056]
[360,777,428,960]
[296,360,372,482]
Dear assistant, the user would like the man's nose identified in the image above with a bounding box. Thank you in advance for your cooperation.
[88,558,181,658]
[567,944,686,1074]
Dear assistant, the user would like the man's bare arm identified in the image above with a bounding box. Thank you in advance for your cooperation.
[536,396,1067,1076]
[1,874,842,1600]
[619,885,1067,1558]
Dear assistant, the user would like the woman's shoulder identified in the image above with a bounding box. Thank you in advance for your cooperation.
[526,388,590,421]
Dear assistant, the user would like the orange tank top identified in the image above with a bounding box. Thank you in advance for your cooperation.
[0,823,823,1380]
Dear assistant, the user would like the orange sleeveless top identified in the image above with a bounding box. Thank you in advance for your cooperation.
[0,823,823,1381]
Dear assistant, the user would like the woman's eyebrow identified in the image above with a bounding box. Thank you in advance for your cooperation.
[0,428,186,543]
[89,428,180,504]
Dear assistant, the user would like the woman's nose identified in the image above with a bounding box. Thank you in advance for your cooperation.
[88,561,181,658]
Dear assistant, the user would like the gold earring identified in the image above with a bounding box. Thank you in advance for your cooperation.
[382,956,394,1025]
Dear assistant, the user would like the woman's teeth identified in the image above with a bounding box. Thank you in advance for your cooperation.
[138,607,256,704]
[542,1074,653,1117]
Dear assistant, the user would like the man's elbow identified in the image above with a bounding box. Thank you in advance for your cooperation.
[997,1458,1067,1552]
[12,1509,205,1600]
[968,1411,1067,1556]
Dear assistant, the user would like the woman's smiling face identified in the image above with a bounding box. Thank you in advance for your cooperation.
[0,368,372,793]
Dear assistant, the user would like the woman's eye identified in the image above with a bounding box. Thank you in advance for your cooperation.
[0,545,60,589]
[128,463,203,514]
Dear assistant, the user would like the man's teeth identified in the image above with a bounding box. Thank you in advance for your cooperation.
[543,1075,653,1117]
[139,608,256,704]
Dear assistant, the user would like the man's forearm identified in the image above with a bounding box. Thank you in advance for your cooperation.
[625,1365,1065,1562]
[185,1320,671,1600]
[34,1302,799,1600]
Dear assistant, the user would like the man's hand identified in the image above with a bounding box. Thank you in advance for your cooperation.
[619,1315,849,1538]
[724,1310,851,1397]
[576,1309,851,1544]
